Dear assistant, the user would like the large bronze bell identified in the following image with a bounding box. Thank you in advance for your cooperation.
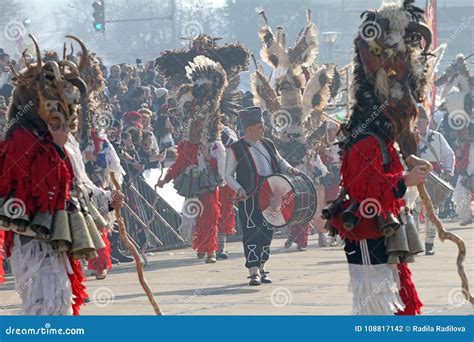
[376,213,401,237]
[50,210,72,252]
[30,211,53,239]
[342,203,359,231]
[87,201,108,229]
[385,223,409,257]
[402,209,424,257]
[84,212,106,250]
[69,211,95,260]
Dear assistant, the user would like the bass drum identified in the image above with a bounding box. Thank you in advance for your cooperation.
[258,173,317,228]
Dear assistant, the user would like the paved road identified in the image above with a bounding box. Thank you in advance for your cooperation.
[1,222,473,315]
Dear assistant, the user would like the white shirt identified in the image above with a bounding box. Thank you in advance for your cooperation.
[419,129,455,173]
[225,140,291,192]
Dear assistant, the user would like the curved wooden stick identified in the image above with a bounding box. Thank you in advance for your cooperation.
[406,155,474,305]
[110,172,164,315]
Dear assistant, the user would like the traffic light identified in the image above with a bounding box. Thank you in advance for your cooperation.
[92,1,105,32]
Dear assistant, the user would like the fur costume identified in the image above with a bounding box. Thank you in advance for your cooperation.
[328,1,437,315]
[0,35,106,315]
[252,9,339,166]
[162,56,228,256]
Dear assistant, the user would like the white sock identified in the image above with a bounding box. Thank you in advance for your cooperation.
[249,266,260,276]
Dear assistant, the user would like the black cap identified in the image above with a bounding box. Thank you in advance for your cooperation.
[239,106,264,129]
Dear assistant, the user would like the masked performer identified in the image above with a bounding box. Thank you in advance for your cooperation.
[0,35,121,315]
[225,106,300,286]
[326,1,437,315]
[157,56,227,264]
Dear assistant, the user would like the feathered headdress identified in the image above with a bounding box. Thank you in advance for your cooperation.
[252,9,338,165]
[177,56,228,144]
[155,34,250,78]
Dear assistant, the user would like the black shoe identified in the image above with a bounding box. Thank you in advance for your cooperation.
[248,274,261,286]
[425,243,435,256]
[261,271,272,284]
[112,250,134,263]
[111,256,119,265]
[216,251,228,260]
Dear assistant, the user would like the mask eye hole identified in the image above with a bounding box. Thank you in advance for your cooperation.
[370,45,383,56]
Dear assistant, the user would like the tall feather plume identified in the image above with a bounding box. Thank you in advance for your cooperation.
[221,74,243,117]
[250,54,281,113]
[288,8,319,73]
[258,10,289,70]
[302,64,335,123]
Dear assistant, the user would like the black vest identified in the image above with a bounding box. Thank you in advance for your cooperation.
[229,137,281,194]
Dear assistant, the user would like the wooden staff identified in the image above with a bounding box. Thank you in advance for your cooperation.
[110,172,164,315]
[405,155,474,305]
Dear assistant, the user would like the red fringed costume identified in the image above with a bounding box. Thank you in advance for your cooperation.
[1,129,88,315]
[87,227,112,273]
[163,140,221,255]
[218,185,236,235]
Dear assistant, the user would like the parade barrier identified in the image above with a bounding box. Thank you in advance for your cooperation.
[121,175,187,252]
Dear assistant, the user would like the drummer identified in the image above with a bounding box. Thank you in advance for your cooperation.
[225,106,301,286]
[416,104,455,255]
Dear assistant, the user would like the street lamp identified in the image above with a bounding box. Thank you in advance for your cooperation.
[322,31,340,45]
[322,31,341,63]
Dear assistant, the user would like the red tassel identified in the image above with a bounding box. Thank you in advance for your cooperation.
[87,227,112,272]
[396,263,423,315]
[67,255,88,316]
[193,189,220,254]
[218,185,236,235]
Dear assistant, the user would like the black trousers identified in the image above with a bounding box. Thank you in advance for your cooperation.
[238,195,274,269]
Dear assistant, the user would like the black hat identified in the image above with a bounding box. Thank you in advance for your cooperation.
[239,106,264,129]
